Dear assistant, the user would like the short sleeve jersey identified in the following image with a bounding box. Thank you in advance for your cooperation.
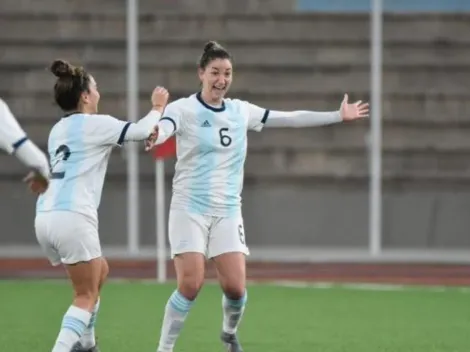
[36,113,131,221]
[163,92,270,217]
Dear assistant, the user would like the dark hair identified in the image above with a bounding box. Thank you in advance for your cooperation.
[50,59,91,112]
[198,41,232,69]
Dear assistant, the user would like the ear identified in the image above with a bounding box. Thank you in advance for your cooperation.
[197,67,205,82]
[80,91,89,105]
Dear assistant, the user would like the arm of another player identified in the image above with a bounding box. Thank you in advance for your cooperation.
[0,99,50,194]
[144,100,183,151]
[92,87,170,146]
[246,94,369,131]
[123,87,169,141]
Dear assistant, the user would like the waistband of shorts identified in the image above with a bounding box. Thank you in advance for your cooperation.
[36,209,98,224]
[169,204,241,218]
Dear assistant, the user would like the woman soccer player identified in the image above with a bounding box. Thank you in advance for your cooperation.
[147,41,369,352]
[35,59,169,352]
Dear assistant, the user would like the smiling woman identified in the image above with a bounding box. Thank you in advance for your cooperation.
[146,41,369,352]
[198,41,233,104]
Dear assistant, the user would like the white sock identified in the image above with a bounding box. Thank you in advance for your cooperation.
[79,297,100,348]
[52,305,92,352]
[157,290,194,352]
[222,291,247,334]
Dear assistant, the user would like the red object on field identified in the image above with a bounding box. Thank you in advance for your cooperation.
[152,136,176,160]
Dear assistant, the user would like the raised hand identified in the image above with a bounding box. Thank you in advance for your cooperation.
[151,86,169,111]
[339,94,369,121]
[145,86,169,151]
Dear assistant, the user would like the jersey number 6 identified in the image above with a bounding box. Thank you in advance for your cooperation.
[50,144,71,179]
[219,128,232,147]
[238,224,245,244]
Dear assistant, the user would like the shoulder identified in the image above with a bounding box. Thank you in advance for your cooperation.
[81,114,127,129]
[61,113,114,124]
[0,98,8,112]
[224,97,243,106]
[85,113,116,123]
[163,97,198,132]
[164,96,195,115]
[224,98,249,112]
[224,99,254,123]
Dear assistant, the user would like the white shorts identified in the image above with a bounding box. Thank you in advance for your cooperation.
[168,209,249,259]
[35,211,102,266]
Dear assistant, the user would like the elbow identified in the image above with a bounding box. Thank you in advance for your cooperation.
[138,122,157,140]
[126,123,157,142]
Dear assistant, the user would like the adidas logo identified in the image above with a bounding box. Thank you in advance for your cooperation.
[201,120,211,127]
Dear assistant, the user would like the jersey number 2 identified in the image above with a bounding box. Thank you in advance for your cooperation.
[219,128,232,147]
[50,144,71,179]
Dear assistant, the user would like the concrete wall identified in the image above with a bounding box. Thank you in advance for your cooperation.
[3,176,470,249]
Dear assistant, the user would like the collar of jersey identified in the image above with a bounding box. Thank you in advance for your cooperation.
[62,111,82,118]
[196,92,226,112]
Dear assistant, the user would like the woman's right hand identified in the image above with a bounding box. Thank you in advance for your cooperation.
[151,86,169,111]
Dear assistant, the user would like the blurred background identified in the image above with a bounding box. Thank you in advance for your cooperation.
[1,0,470,282]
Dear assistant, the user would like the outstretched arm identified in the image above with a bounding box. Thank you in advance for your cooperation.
[120,109,163,142]
[91,87,170,146]
[247,94,369,131]
[265,109,342,128]
[119,87,169,142]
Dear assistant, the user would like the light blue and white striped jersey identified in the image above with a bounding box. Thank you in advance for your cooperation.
[36,113,130,221]
[163,93,269,217]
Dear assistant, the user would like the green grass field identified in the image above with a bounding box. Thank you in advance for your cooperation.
[1,280,469,351]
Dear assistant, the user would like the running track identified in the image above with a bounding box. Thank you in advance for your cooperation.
[1,259,470,286]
